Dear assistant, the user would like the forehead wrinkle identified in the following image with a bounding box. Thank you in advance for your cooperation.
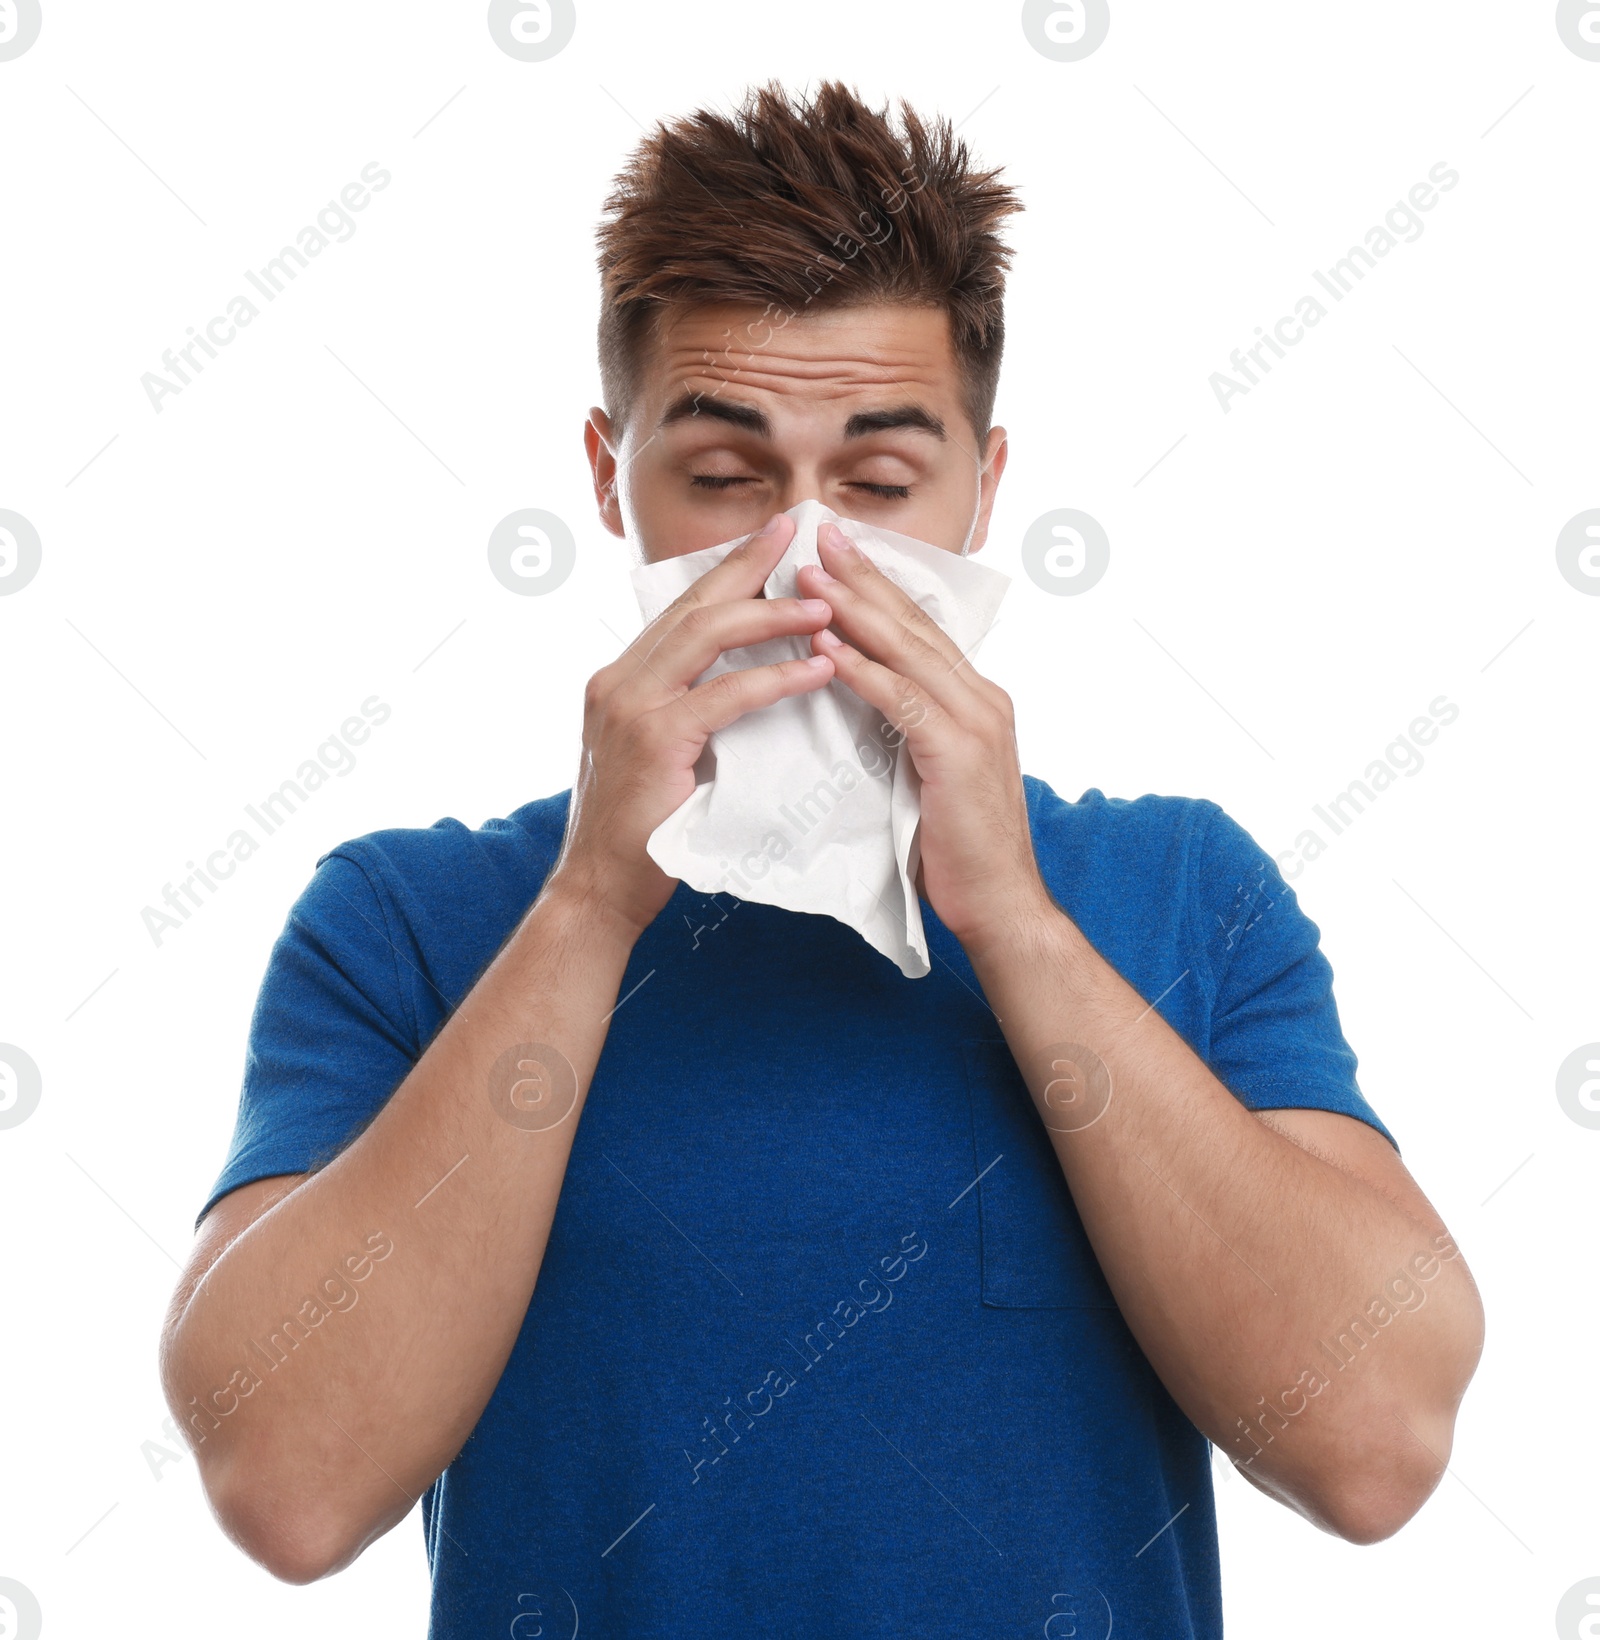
[664,357,943,413]
[663,337,929,368]
[645,308,970,448]
[664,346,932,386]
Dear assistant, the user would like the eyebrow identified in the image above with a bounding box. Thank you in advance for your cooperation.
[658,392,946,442]
[844,404,946,441]
[660,393,770,435]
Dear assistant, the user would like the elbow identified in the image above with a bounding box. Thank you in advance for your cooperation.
[159,1327,395,1583]
[172,1396,410,1582]
[1327,1285,1487,1545]
[1312,1396,1470,1546]
[1315,1465,1437,1545]
[1243,1446,1439,1546]
[163,1375,391,1582]
[208,1470,361,1585]
[191,1427,392,1584]
[240,1531,345,1587]
[1256,1269,1487,1547]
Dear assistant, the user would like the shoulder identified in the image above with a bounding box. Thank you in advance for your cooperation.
[324,788,571,884]
[1023,774,1219,868]
[1022,778,1296,969]
[306,788,575,937]
[1023,777,1281,876]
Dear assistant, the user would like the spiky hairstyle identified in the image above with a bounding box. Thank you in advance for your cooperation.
[595,80,1024,440]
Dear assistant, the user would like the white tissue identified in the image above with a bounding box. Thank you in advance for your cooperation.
[629,499,1011,978]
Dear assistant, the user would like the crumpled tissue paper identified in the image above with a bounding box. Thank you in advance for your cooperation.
[629,498,1011,978]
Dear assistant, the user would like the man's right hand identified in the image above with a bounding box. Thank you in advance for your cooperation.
[158,514,838,1585]
[550,511,837,935]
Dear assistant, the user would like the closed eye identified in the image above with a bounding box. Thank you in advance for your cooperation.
[689,476,912,500]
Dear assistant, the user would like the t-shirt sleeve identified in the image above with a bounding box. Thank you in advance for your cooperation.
[196,848,420,1227]
[1191,801,1398,1152]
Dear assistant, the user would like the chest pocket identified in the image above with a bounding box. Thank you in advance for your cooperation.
[963,1039,1119,1309]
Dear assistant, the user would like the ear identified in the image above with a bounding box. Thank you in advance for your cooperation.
[584,408,626,539]
[964,426,1009,556]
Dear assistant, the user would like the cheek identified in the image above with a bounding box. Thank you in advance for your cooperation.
[624,465,761,559]
[885,488,975,553]
[818,454,970,545]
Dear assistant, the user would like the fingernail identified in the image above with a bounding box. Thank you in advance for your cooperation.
[754,514,785,538]
[815,628,843,649]
[799,599,831,615]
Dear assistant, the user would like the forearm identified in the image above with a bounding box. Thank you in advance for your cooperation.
[965,905,1484,1540]
[160,873,638,1578]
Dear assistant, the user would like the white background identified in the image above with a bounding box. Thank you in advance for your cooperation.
[1,2,1595,1635]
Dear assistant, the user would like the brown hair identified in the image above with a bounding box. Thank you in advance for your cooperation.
[595,80,1024,441]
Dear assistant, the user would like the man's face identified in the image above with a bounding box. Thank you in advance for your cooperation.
[585,301,1007,563]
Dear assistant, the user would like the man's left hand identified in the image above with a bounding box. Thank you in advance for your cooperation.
[796,521,1055,955]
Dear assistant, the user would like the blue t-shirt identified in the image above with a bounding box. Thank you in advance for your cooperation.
[202,776,1394,1639]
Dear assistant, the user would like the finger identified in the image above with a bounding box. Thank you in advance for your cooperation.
[815,522,968,670]
[664,512,795,616]
[632,595,835,701]
[607,512,798,701]
[796,526,973,711]
[650,652,836,753]
[809,627,937,740]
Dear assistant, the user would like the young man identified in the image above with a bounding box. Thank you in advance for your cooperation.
[161,82,1484,1637]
